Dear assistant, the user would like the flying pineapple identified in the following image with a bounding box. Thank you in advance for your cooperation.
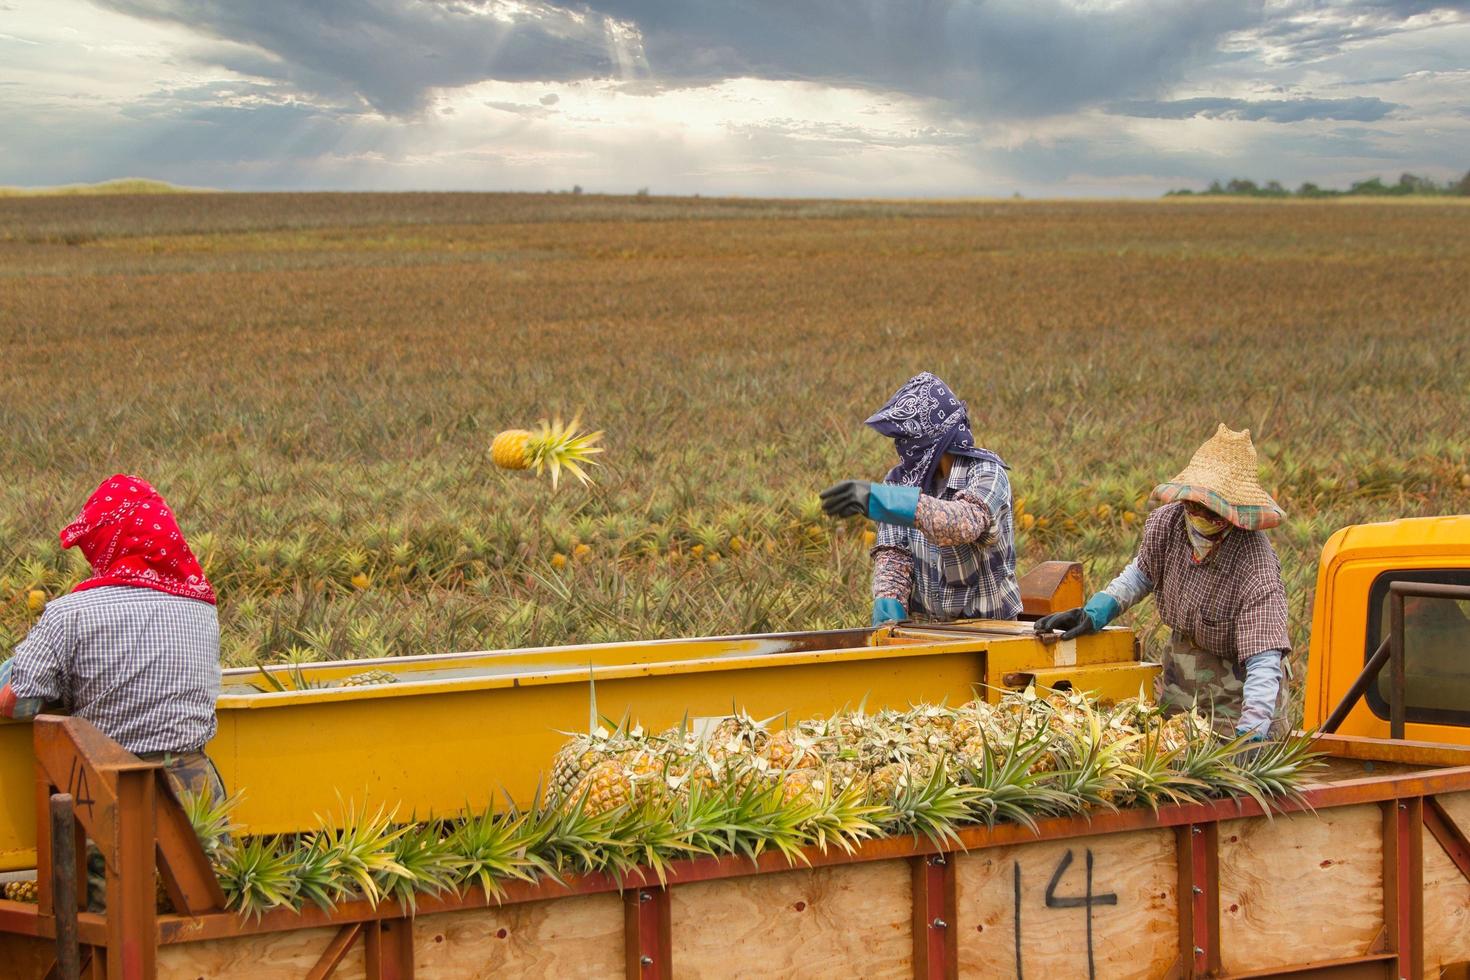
[490,416,604,489]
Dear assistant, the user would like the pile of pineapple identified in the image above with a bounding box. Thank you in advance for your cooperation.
[3,879,37,904]
[549,687,1310,826]
[195,687,1315,919]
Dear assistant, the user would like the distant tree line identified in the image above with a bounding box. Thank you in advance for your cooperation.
[1166,171,1470,198]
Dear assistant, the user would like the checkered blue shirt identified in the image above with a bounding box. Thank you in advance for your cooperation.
[7,586,221,754]
[874,458,1020,620]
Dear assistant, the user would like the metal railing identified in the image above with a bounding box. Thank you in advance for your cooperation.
[1322,580,1470,739]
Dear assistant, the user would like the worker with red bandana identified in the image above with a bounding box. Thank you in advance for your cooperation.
[1,475,224,803]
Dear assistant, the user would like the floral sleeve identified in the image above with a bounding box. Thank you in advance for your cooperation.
[914,494,991,546]
[871,547,913,601]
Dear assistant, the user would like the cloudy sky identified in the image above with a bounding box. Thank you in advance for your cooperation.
[1,0,1466,196]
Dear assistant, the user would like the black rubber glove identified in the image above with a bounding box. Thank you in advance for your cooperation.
[1032,607,1096,641]
[820,480,871,519]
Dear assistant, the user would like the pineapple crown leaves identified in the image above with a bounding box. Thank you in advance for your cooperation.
[1233,731,1326,813]
[879,758,976,851]
[447,805,547,902]
[304,797,413,909]
[219,835,299,921]
[180,787,245,863]
[802,781,884,857]
[380,818,460,914]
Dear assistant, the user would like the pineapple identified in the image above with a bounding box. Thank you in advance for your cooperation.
[864,755,938,801]
[4,879,38,903]
[777,768,827,807]
[760,729,819,771]
[551,731,622,803]
[703,713,771,766]
[574,750,664,816]
[491,417,604,489]
[550,722,656,804]
[339,669,397,688]
[904,704,961,754]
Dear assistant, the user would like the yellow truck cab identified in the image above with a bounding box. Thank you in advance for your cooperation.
[1303,514,1470,744]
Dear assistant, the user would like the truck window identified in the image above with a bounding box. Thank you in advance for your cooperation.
[1366,569,1470,728]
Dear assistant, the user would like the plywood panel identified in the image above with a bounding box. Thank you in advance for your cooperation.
[412,894,623,979]
[1426,791,1470,974]
[955,829,1178,979]
[157,924,367,980]
[670,862,911,979]
[1219,804,1383,975]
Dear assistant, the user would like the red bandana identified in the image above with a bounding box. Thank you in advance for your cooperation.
[60,475,216,605]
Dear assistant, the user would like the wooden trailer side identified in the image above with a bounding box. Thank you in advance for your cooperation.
[1424,791,1470,974]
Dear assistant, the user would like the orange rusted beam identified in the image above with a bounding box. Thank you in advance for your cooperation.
[1311,732,1470,769]
[152,772,226,916]
[911,853,956,980]
[363,918,414,980]
[306,923,362,980]
[1423,795,1470,882]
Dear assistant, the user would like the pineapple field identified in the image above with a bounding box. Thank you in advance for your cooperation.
[2,191,1469,723]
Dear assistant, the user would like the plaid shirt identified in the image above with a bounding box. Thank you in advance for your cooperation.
[1133,503,1291,663]
[872,458,1020,620]
[7,586,221,754]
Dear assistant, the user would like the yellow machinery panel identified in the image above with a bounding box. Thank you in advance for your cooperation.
[0,622,1151,871]
[1303,514,1470,746]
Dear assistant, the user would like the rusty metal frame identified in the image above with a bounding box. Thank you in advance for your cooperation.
[3,723,1468,979]
[305,923,361,980]
[1175,821,1220,977]
[623,886,671,980]
[1382,797,1424,980]
[1423,795,1470,880]
[911,853,956,980]
[48,793,81,980]
[363,918,415,980]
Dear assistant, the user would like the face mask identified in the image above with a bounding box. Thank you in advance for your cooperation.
[1186,508,1229,537]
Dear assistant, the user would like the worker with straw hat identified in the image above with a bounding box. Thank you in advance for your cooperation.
[1033,425,1290,738]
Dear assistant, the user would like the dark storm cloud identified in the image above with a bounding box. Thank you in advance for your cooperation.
[93,0,621,114]
[1112,95,1402,122]
[89,0,1470,119]
[1237,0,1470,59]
[578,0,1260,117]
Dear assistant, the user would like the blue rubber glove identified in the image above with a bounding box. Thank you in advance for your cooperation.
[1082,593,1122,631]
[872,597,907,626]
[867,483,921,527]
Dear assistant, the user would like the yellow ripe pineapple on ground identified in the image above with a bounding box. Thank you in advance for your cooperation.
[490,415,604,489]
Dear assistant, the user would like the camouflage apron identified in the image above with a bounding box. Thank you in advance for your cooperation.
[1156,633,1288,738]
[87,750,225,911]
[142,749,227,806]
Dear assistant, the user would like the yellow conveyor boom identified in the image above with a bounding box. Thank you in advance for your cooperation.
[0,565,1156,871]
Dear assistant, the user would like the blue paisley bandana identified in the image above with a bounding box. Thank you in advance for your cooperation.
[865,372,1005,494]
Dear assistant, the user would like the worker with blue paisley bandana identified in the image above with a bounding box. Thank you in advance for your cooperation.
[821,373,1020,625]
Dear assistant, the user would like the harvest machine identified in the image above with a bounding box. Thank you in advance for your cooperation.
[1,519,1468,978]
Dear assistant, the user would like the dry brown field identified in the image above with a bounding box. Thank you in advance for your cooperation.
[2,193,1467,714]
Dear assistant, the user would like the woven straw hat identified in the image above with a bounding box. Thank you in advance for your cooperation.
[1150,424,1285,530]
